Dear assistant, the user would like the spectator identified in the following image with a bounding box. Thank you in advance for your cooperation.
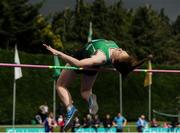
[103,114,112,128]
[150,118,159,127]
[171,120,178,128]
[40,102,49,114]
[176,122,180,127]
[44,112,57,133]
[163,122,171,128]
[136,115,148,133]
[112,112,127,132]
[82,116,87,127]
[72,116,81,132]
[35,113,43,124]
[82,114,93,128]
[93,114,101,128]
[57,115,65,132]
[35,102,49,124]
[39,102,49,122]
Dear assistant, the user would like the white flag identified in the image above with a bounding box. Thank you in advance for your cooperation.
[88,22,93,42]
[14,45,22,80]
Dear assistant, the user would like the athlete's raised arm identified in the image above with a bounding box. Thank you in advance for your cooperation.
[43,44,105,67]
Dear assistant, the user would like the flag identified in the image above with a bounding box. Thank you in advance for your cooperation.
[52,56,61,118]
[144,60,152,87]
[88,22,93,42]
[14,45,22,80]
[53,55,61,79]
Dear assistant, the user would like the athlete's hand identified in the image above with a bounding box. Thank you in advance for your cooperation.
[43,44,59,55]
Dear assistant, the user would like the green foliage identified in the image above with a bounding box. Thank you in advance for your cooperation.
[0,0,180,124]
[0,0,180,64]
[35,15,63,49]
[172,15,180,35]
[0,48,54,124]
[0,0,63,53]
[51,0,180,65]
[0,0,43,50]
[0,48,179,124]
[129,6,172,60]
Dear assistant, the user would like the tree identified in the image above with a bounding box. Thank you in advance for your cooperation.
[52,8,75,42]
[74,0,92,42]
[34,15,63,51]
[0,0,43,51]
[106,0,134,51]
[0,0,63,53]
[91,0,108,39]
[51,0,179,65]
[172,15,180,35]
[129,5,173,63]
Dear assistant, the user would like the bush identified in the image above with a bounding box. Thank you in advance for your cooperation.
[0,48,179,124]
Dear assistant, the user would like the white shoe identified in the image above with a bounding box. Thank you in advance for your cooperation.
[88,94,99,115]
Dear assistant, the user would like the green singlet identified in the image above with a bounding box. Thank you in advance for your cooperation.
[83,39,119,64]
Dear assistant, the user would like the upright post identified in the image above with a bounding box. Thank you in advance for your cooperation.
[53,80,56,119]
[119,73,122,114]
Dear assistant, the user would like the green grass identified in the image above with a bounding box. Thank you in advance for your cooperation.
[0,125,43,132]
[0,123,138,132]
[0,121,169,132]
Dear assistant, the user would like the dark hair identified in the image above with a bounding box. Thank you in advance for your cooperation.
[113,55,152,77]
[113,56,134,77]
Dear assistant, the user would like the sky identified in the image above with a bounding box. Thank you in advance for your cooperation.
[30,0,180,21]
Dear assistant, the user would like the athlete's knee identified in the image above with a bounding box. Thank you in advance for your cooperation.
[56,82,66,92]
[81,89,91,100]
[81,92,86,99]
[56,85,64,90]
[56,78,68,88]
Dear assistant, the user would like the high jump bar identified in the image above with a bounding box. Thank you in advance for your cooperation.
[0,63,180,73]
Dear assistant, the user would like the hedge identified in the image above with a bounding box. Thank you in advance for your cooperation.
[0,48,179,124]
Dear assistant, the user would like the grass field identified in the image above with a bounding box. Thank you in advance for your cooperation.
[0,123,137,132]
[1,122,171,132]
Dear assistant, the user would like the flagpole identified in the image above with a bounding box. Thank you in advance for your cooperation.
[12,79,16,129]
[148,59,152,122]
[119,73,122,114]
[53,80,56,119]
[12,45,22,129]
[143,59,152,121]
[149,84,151,121]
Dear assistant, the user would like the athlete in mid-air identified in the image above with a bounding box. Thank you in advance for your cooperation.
[44,39,148,131]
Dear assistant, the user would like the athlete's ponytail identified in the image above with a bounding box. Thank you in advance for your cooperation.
[113,55,152,78]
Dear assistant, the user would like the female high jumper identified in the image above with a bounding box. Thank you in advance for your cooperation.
[44,39,148,131]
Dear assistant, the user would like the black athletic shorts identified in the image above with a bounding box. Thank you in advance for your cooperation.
[72,49,99,76]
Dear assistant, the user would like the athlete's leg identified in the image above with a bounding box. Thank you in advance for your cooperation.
[80,74,97,100]
[56,63,78,131]
[56,63,77,107]
[81,73,99,114]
